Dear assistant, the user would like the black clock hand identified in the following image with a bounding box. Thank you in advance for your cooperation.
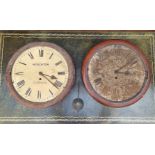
[115,59,137,73]
[39,72,57,79]
[115,71,131,75]
[39,72,59,89]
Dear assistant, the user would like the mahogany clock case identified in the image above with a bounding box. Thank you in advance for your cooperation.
[82,40,152,108]
[5,42,75,109]
[0,30,155,123]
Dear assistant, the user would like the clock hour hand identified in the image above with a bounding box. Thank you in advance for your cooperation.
[39,72,57,79]
[39,72,59,89]
[115,71,131,75]
[50,75,57,79]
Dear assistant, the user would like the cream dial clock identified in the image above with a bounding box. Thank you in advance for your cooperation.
[6,42,75,109]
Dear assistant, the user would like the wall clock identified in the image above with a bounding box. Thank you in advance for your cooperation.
[6,42,75,109]
[82,40,152,108]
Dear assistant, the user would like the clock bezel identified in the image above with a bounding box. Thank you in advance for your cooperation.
[82,40,152,108]
[6,42,75,109]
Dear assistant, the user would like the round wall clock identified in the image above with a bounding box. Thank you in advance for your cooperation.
[6,42,75,109]
[82,40,152,108]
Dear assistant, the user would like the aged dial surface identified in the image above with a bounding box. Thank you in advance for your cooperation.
[6,42,75,108]
[82,40,151,107]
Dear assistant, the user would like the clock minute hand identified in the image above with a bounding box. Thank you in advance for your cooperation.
[39,72,59,89]
[115,59,137,73]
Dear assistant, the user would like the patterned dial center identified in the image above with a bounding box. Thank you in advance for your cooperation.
[11,46,69,103]
[88,44,146,102]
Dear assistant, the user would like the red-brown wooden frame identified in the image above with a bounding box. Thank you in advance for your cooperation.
[82,40,152,108]
[6,42,75,109]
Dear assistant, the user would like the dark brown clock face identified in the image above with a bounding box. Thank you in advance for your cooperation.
[82,40,152,108]
[6,42,75,109]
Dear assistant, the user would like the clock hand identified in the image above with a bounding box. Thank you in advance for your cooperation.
[115,59,137,73]
[39,72,57,79]
[39,72,59,89]
[50,75,57,80]
[115,71,131,75]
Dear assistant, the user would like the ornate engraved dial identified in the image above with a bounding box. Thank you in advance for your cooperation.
[82,40,151,107]
[6,42,75,108]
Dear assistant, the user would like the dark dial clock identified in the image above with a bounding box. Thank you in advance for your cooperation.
[82,40,152,108]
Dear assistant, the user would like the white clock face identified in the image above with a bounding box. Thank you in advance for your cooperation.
[11,45,69,103]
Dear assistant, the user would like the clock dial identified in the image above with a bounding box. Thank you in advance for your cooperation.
[82,40,151,107]
[6,42,75,108]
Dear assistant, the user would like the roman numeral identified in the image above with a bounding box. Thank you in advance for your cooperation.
[114,44,121,48]
[55,61,62,66]
[15,72,24,75]
[37,90,41,99]
[25,88,32,96]
[39,49,44,57]
[58,72,65,75]
[17,80,25,88]
[94,78,102,85]
[54,80,62,88]
[49,89,53,96]
[19,62,27,65]
[28,52,34,59]
[49,53,53,59]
